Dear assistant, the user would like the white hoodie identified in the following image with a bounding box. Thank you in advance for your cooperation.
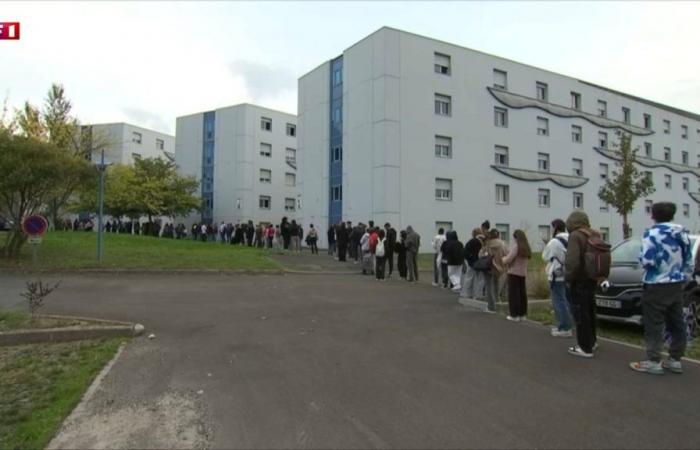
[542,232,569,282]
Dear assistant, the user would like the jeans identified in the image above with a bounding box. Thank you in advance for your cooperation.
[642,283,687,362]
[460,266,484,299]
[570,279,597,353]
[407,250,418,281]
[328,242,336,255]
[550,281,572,331]
[484,272,499,311]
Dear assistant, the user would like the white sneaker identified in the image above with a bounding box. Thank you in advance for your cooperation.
[567,346,593,358]
[432,282,439,287]
[551,329,573,338]
[506,315,521,322]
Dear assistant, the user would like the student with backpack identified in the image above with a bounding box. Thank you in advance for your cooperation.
[630,202,691,375]
[543,219,573,337]
[375,229,387,281]
[564,210,611,358]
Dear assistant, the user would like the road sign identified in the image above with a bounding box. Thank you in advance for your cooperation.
[22,215,48,236]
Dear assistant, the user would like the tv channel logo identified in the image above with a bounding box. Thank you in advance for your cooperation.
[0,22,20,40]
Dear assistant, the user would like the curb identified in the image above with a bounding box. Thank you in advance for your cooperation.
[0,315,145,346]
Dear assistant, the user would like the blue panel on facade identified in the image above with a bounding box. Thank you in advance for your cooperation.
[328,56,343,227]
[201,111,215,224]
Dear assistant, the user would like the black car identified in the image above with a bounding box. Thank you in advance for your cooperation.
[595,237,700,338]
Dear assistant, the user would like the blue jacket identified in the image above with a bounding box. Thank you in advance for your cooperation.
[640,223,692,284]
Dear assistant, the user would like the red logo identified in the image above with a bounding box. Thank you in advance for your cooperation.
[0,22,20,40]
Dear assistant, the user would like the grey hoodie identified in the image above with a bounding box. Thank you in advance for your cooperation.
[405,226,421,252]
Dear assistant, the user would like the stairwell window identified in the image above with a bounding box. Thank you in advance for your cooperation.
[494,107,508,128]
[435,94,451,116]
[537,117,549,136]
[435,178,453,201]
[493,69,507,90]
[331,146,342,162]
[494,145,509,167]
[434,135,452,158]
[331,185,342,201]
[434,53,451,75]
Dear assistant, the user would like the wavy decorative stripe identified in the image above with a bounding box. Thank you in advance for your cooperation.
[688,192,700,204]
[488,87,654,136]
[491,165,589,188]
[594,147,700,177]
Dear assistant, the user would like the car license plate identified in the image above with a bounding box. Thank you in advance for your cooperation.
[596,298,622,309]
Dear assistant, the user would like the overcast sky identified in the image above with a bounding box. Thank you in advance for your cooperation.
[2,1,699,135]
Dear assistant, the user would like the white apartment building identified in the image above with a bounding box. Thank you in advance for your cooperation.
[83,122,175,165]
[299,26,700,251]
[175,104,299,225]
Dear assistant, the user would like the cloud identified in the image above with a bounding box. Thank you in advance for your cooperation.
[229,60,296,102]
[122,108,171,135]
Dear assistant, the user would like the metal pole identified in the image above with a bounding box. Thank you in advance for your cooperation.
[97,149,105,263]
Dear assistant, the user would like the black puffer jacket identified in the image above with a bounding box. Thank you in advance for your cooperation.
[463,237,483,267]
[441,231,464,266]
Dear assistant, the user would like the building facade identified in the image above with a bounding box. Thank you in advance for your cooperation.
[299,27,700,251]
[83,122,175,166]
[175,104,299,225]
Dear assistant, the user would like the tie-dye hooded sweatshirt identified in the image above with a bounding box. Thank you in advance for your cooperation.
[640,222,692,284]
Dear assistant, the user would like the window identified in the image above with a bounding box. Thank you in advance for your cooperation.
[495,184,509,204]
[259,195,271,209]
[286,147,296,163]
[132,152,142,160]
[331,146,342,162]
[332,68,342,86]
[683,204,690,218]
[644,142,652,158]
[600,201,609,212]
[536,82,548,101]
[537,153,550,172]
[494,107,508,127]
[664,147,671,162]
[286,123,296,137]
[683,177,689,191]
[572,158,583,176]
[494,145,509,167]
[259,169,271,184]
[435,94,451,116]
[435,178,453,201]
[571,92,581,110]
[132,131,142,144]
[496,224,510,243]
[681,125,688,139]
[331,185,342,201]
[493,69,507,89]
[597,100,607,117]
[665,174,672,189]
[156,138,164,150]
[645,200,653,214]
[285,198,296,211]
[598,131,608,148]
[435,222,454,233]
[600,227,610,242]
[571,125,582,143]
[682,151,689,165]
[663,119,671,134]
[285,172,296,187]
[434,135,452,158]
[434,53,451,75]
[599,163,609,180]
[643,114,652,130]
[332,107,342,123]
[573,192,584,209]
[622,107,631,124]
[261,117,272,131]
[260,143,272,157]
[537,117,549,136]
[538,189,550,207]
[539,226,551,243]
[644,171,653,184]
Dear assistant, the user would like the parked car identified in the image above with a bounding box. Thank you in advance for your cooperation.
[0,216,13,231]
[595,236,700,338]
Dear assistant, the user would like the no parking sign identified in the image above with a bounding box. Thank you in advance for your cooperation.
[23,215,48,243]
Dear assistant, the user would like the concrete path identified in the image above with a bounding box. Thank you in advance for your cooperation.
[1,270,698,449]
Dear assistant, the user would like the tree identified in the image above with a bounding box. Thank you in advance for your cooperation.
[598,132,655,239]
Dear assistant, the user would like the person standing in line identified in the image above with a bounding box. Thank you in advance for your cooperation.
[266,223,275,249]
[369,227,379,275]
[543,219,573,337]
[444,231,465,292]
[481,220,491,237]
[395,230,408,279]
[405,226,421,282]
[374,229,387,281]
[299,225,305,253]
[564,210,599,358]
[359,226,371,275]
[281,217,291,250]
[274,225,283,251]
[219,221,226,243]
[460,228,485,300]
[432,228,447,287]
[290,220,301,254]
[336,222,349,262]
[503,229,532,322]
[327,225,337,256]
[246,220,255,246]
[384,223,397,278]
[631,202,691,375]
[482,229,507,313]
[307,224,319,254]
[200,223,207,242]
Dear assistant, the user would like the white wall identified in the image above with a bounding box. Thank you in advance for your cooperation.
[90,123,174,166]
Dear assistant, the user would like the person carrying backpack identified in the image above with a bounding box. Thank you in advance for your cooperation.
[565,210,611,358]
[375,229,387,281]
[630,202,691,375]
[543,219,573,337]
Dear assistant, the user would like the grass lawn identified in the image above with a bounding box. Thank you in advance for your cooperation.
[0,231,281,271]
[0,338,123,449]
[524,304,700,360]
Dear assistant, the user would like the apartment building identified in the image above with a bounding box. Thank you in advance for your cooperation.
[298,26,700,251]
[175,103,299,225]
[83,122,175,166]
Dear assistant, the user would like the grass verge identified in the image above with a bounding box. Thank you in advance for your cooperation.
[0,231,281,271]
[0,338,123,449]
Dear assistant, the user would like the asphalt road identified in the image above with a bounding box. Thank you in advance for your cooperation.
[2,271,699,449]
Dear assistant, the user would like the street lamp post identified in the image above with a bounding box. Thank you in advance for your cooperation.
[96,149,108,263]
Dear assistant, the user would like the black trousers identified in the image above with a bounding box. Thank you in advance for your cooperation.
[338,242,347,261]
[570,279,598,353]
[441,263,449,287]
[507,274,528,317]
[385,248,394,274]
[375,256,386,279]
